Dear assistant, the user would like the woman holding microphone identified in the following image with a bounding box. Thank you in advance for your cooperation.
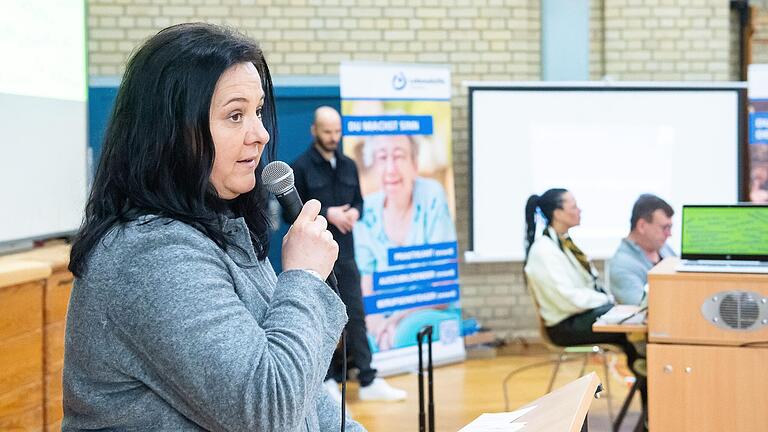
[64,23,364,432]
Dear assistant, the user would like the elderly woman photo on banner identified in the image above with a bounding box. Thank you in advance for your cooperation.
[342,99,462,359]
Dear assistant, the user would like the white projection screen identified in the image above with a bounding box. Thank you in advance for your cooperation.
[0,1,88,245]
[467,83,746,262]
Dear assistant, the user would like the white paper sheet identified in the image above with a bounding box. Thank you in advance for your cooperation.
[458,405,536,431]
[595,305,644,325]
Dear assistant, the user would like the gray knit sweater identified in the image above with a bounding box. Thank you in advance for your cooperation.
[63,215,365,431]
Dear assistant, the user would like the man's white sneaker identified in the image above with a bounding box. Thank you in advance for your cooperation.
[323,379,343,405]
[358,378,407,401]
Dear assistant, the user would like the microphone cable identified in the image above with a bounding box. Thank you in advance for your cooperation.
[325,274,348,432]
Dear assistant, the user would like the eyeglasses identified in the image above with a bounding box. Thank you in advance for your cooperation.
[648,218,672,232]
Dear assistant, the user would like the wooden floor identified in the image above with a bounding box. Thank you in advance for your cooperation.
[344,350,643,431]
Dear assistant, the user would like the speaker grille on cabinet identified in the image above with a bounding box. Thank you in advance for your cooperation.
[718,293,760,329]
[701,291,768,331]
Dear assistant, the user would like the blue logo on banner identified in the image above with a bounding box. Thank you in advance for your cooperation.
[392,72,407,90]
[363,283,460,315]
[343,115,433,136]
[387,241,458,266]
[750,112,768,144]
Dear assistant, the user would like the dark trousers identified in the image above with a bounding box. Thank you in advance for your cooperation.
[546,303,647,406]
[326,258,377,386]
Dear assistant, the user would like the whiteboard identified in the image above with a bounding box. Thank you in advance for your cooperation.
[0,1,88,245]
[466,83,745,262]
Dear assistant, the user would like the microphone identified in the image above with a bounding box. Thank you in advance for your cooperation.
[261,161,339,289]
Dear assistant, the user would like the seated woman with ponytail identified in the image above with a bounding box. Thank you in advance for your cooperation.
[523,188,642,373]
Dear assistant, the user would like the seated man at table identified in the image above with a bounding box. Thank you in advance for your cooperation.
[609,194,676,305]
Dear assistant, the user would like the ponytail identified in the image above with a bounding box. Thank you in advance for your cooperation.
[523,188,568,260]
[524,194,540,259]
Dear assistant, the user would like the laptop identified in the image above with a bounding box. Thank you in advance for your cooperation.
[676,204,768,274]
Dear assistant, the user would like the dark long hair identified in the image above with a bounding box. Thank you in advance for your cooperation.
[69,23,278,277]
[524,188,567,259]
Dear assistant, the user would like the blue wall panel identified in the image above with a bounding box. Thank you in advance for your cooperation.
[541,0,590,81]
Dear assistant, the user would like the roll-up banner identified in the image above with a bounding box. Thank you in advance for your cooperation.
[340,62,465,375]
[749,64,768,202]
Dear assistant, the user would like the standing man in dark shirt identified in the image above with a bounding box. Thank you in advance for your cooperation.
[291,106,407,402]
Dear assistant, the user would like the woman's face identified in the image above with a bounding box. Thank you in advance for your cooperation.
[209,62,270,200]
[372,135,417,204]
[553,191,581,229]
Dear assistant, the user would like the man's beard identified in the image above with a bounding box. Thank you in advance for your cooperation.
[316,138,338,152]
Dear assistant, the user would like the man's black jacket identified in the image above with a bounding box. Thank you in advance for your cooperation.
[289,144,363,260]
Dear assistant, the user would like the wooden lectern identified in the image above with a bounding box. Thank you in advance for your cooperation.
[647,258,768,431]
[461,372,602,431]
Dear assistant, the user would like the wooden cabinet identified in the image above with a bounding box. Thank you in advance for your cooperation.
[648,258,768,432]
[0,261,50,431]
[0,245,72,431]
[648,344,768,432]
[2,246,72,431]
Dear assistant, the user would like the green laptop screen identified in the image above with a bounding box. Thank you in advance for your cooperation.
[681,206,768,256]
